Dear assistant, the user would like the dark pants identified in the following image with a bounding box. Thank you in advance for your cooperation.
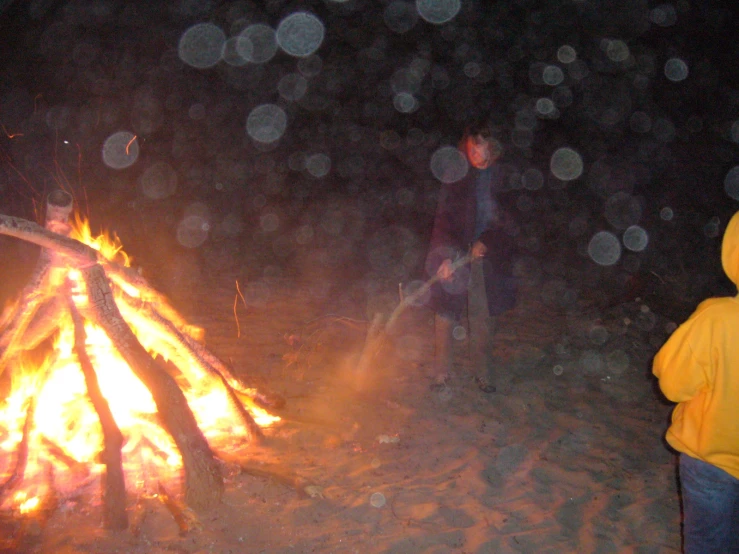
[679,454,739,553]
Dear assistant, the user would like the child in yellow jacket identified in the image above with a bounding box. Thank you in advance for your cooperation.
[653,210,739,553]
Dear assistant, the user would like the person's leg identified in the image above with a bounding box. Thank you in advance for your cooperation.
[477,315,497,392]
[679,454,739,553]
[428,265,466,387]
[469,258,496,392]
[432,313,454,385]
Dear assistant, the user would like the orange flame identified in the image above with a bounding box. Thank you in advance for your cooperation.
[0,216,278,513]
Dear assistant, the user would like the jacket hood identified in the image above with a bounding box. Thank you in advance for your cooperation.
[721,211,739,287]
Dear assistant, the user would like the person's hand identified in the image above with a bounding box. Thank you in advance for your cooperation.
[471,240,487,259]
[437,258,454,281]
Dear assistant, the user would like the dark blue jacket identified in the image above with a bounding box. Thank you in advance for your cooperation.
[425,163,517,320]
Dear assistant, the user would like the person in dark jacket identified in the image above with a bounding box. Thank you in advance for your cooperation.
[425,123,517,391]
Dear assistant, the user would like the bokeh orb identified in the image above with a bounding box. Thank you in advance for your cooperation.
[557,45,577,64]
[588,231,622,266]
[276,12,325,57]
[384,1,419,33]
[176,214,209,248]
[237,24,277,64]
[550,147,584,181]
[664,58,689,82]
[430,146,468,184]
[278,73,308,102]
[724,166,739,201]
[622,225,649,252]
[102,131,139,169]
[178,22,225,69]
[416,0,461,24]
[246,104,287,143]
[140,161,178,200]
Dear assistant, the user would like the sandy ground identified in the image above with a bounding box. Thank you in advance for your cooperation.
[0,249,684,554]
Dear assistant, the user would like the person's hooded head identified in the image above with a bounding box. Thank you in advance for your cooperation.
[722,211,739,293]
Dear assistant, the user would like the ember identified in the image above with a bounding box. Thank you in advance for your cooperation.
[0,190,281,532]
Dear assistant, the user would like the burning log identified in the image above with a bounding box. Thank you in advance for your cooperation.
[217,372,265,444]
[0,191,282,524]
[129,496,149,538]
[0,399,33,501]
[0,461,59,553]
[157,481,200,536]
[0,190,85,376]
[69,300,127,530]
[215,450,316,499]
[76,261,224,512]
[40,437,88,476]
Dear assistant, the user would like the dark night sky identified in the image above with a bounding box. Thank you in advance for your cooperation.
[0,0,738,314]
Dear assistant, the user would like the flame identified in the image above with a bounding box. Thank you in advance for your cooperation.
[0,216,278,513]
[69,212,131,267]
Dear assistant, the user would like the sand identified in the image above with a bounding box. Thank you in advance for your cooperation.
[1,257,683,553]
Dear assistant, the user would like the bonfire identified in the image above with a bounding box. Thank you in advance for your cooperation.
[0,190,281,534]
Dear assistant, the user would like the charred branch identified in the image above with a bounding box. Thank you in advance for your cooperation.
[157,482,199,536]
[0,214,99,266]
[0,195,282,517]
[14,296,66,354]
[0,282,55,379]
[0,400,33,500]
[216,372,264,445]
[40,437,88,476]
[69,301,128,531]
[215,451,314,499]
[78,263,223,511]
[123,296,284,409]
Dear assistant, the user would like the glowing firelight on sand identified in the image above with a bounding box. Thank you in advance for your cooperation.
[0,215,279,513]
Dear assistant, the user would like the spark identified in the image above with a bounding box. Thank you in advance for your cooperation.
[126,135,138,155]
[233,294,240,338]
[234,280,247,337]
[1,122,23,139]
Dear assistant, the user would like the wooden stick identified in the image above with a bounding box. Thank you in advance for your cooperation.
[0,399,33,500]
[40,436,89,476]
[15,296,66,353]
[39,461,59,521]
[129,496,149,538]
[78,263,223,511]
[216,372,264,445]
[137,436,171,462]
[353,254,473,382]
[118,295,284,409]
[0,292,52,378]
[0,194,77,377]
[157,482,197,536]
[354,312,385,381]
[69,300,128,531]
[215,450,311,499]
[386,253,472,332]
[0,214,99,265]
[0,208,226,511]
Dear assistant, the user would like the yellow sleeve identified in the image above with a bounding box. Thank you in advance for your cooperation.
[652,316,710,403]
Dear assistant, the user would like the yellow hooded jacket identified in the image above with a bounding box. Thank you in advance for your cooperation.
[653,210,739,478]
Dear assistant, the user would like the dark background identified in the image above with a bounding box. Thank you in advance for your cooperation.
[1,0,737,323]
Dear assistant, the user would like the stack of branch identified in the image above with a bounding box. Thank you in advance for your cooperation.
[0,191,282,529]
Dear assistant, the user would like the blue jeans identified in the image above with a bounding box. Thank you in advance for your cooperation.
[679,454,739,553]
